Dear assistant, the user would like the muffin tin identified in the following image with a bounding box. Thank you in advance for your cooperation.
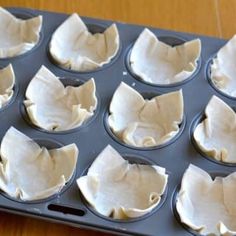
[0,7,235,236]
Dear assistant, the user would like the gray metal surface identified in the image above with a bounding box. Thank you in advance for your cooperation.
[0,7,234,236]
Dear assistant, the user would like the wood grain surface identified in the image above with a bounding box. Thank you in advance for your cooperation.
[0,0,234,235]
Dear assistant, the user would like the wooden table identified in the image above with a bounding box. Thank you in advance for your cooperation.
[0,0,234,235]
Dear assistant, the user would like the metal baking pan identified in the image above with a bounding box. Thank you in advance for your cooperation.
[0,7,234,236]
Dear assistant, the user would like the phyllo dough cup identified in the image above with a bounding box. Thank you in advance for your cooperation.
[210,35,236,97]
[24,65,97,131]
[0,64,15,108]
[194,96,236,163]
[129,28,201,85]
[77,145,168,219]
[49,13,119,72]
[0,7,42,58]
[0,127,78,201]
[108,82,184,147]
[176,164,236,236]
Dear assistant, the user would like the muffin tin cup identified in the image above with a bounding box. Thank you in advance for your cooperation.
[47,23,123,74]
[125,36,202,88]
[205,55,236,101]
[79,154,168,223]
[0,9,44,61]
[190,112,236,167]
[0,6,235,236]
[0,138,76,204]
[103,107,187,151]
[20,76,100,134]
[0,64,19,113]
[171,171,232,236]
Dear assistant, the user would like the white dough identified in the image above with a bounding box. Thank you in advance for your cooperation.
[176,164,236,236]
[49,13,119,72]
[0,7,42,58]
[210,35,236,97]
[108,82,184,147]
[0,127,78,201]
[77,145,168,219]
[24,65,97,131]
[130,28,201,85]
[194,96,236,163]
[0,64,15,108]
